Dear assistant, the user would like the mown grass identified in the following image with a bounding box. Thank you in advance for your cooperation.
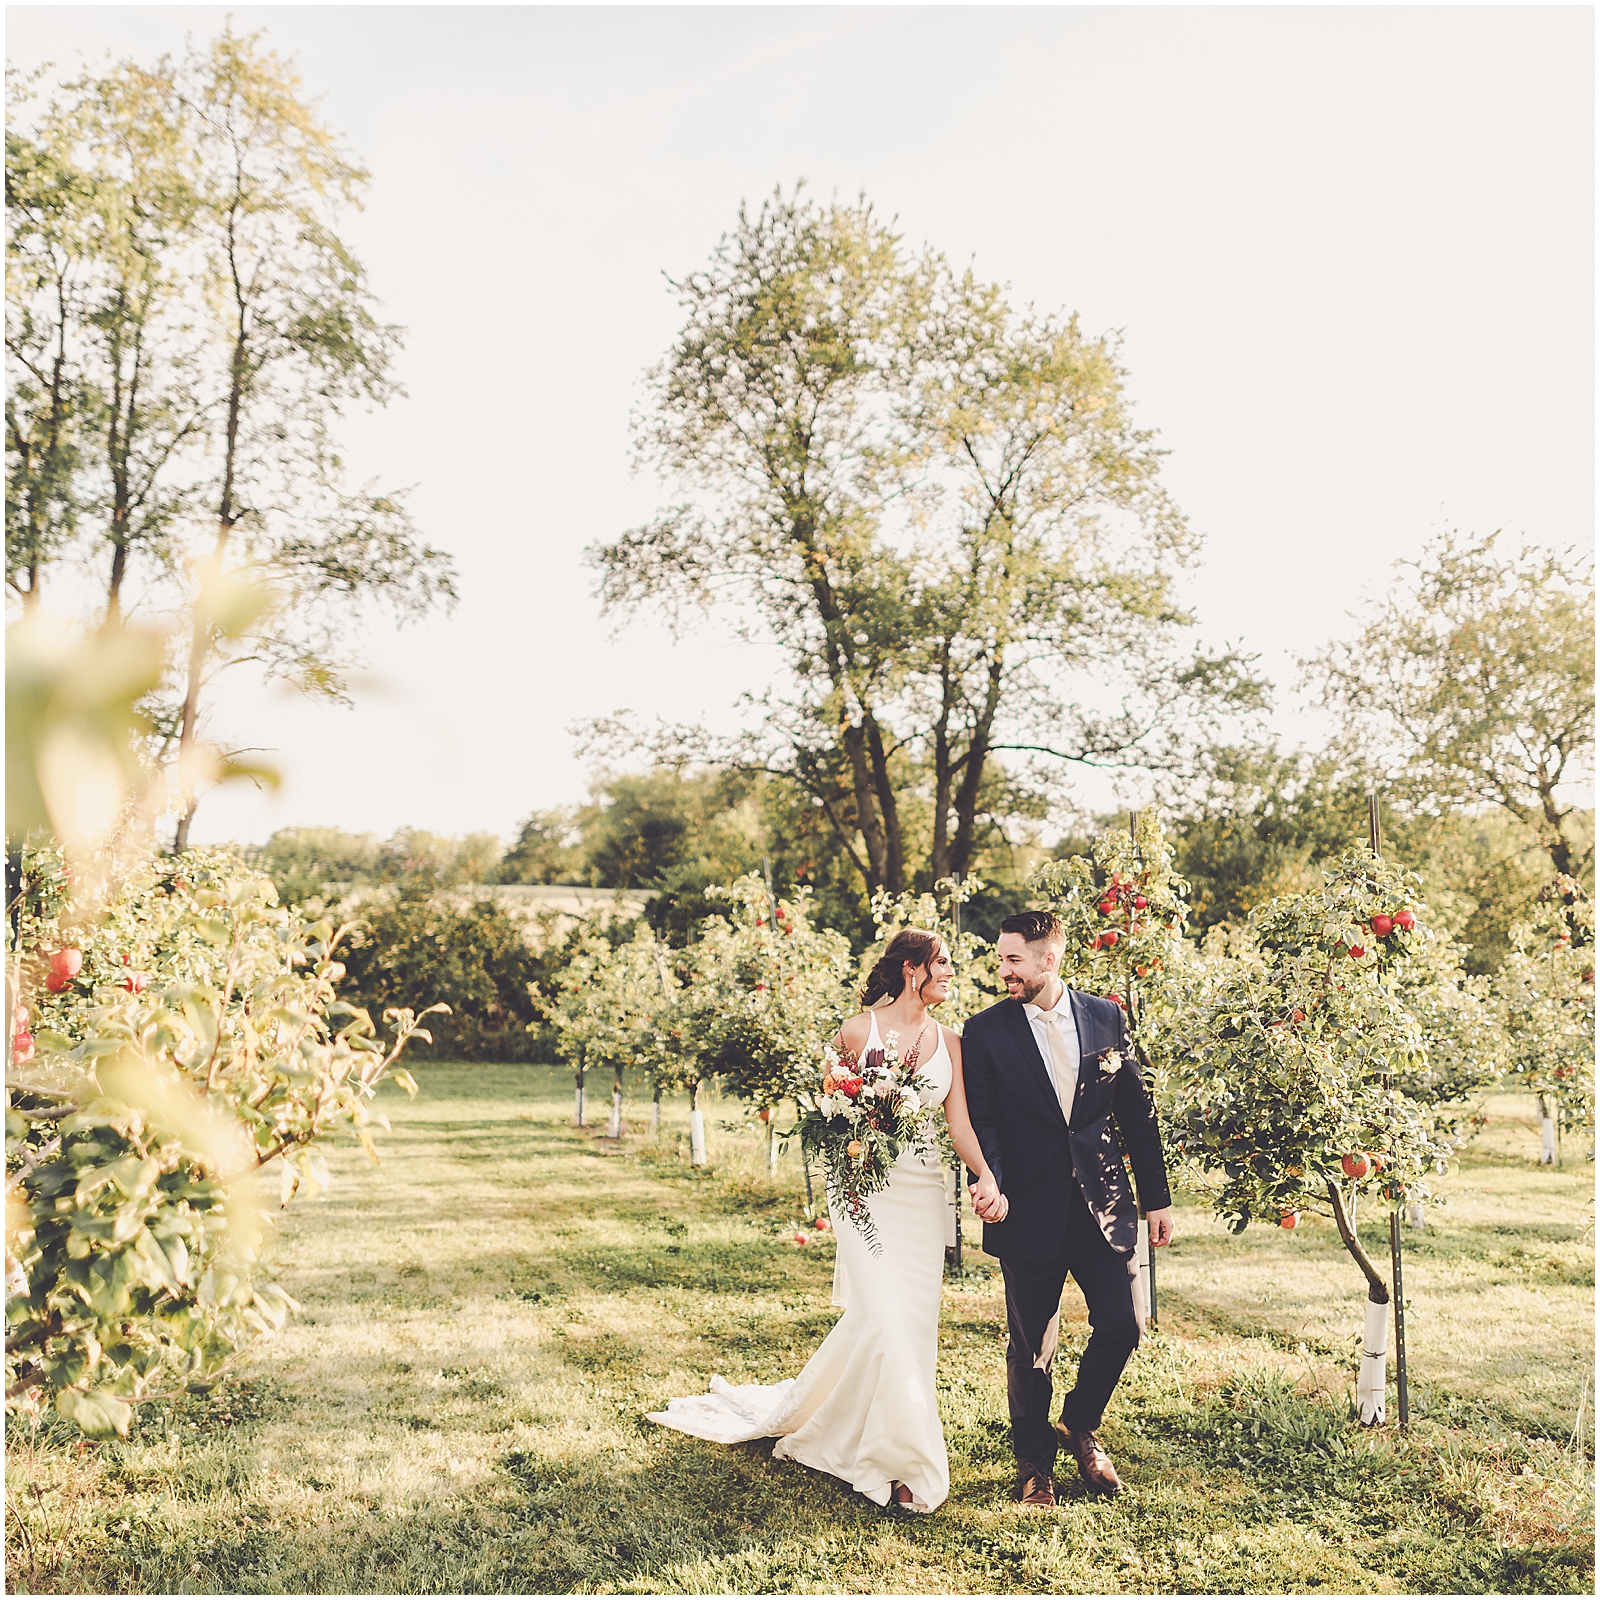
[5,1067,1593,1594]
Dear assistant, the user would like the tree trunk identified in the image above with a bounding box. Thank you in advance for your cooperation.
[174,231,247,853]
[688,1080,707,1166]
[1538,1093,1556,1164]
[949,655,1005,879]
[1326,1180,1391,1426]
[650,1082,662,1139]
[863,713,905,894]
[574,1049,587,1127]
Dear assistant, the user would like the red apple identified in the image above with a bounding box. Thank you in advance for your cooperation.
[1101,930,1119,948]
[46,972,70,993]
[813,1218,830,1231]
[792,1232,809,1245]
[1393,909,1416,931]
[758,1108,772,1122]
[1133,896,1148,910]
[1280,1211,1299,1230]
[1097,900,1115,917]
[12,1031,35,1063]
[1369,914,1395,939]
[49,947,82,980]
[1347,945,1366,960]
[1369,1152,1385,1173]
[122,973,147,994]
[1341,1151,1371,1179]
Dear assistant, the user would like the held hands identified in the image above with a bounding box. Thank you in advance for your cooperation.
[969,1173,1009,1223]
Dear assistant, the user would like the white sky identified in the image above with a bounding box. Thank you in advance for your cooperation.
[7,3,1595,847]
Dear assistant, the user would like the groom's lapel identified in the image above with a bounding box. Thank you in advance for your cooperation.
[1068,989,1102,1062]
[1003,1000,1061,1115]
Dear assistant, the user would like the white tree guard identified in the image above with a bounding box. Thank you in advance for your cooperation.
[1405,1199,1427,1228]
[649,1098,661,1138]
[689,1107,707,1166]
[1132,1226,1151,1333]
[574,1086,586,1127]
[767,1120,779,1176]
[608,1089,622,1139]
[1356,1297,1389,1425]
[1540,1103,1557,1164]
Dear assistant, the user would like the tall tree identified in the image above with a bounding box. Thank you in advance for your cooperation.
[904,264,1263,881]
[593,188,1262,893]
[5,72,92,611]
[593,184,917,890]
[169,27,456,847]
[1306,531,1594,882]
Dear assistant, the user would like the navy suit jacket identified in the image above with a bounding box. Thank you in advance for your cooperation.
[962,991,1171,1263]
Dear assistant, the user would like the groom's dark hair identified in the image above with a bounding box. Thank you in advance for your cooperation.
[999,910,1065,947]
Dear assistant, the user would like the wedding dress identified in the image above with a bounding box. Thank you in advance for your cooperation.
[647,1010,953,1512]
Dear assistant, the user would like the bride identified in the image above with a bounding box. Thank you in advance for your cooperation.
[647,928,1007,1513]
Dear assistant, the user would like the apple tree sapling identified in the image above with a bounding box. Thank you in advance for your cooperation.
[1168,849,1455,1423]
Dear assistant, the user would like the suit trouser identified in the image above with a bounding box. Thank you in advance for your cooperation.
[1000,1194,1141,1472]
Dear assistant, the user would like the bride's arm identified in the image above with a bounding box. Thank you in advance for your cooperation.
[942,1032,1009,1222]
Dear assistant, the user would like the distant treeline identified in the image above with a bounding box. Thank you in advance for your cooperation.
[252,759,1592,979]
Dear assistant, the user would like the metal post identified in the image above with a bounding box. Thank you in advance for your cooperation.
[1371,787,1410,1430]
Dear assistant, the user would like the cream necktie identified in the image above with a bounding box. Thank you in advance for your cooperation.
[1042,1008,1077,1124]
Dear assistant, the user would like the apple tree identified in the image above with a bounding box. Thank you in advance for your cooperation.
[1167,848,1455,1423]
[1491,877,1594,1165]
[6,843,438,1437]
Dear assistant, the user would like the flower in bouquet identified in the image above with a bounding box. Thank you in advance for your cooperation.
[800,1032,938,1253]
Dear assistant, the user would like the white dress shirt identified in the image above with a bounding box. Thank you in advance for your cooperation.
[1023,986,1080,1124]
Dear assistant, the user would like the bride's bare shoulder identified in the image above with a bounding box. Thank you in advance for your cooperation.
[838,1012,875,1053]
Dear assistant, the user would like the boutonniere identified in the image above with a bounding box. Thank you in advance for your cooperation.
[1098,1049,1122,1076]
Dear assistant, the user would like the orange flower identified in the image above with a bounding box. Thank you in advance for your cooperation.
[822,1073,838,1094]
[846,1139,863,1159]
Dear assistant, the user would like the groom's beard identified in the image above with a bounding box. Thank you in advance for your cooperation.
[1006,972,1049,1004]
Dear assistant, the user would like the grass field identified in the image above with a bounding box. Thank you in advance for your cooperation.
[5,1065,1593,1594]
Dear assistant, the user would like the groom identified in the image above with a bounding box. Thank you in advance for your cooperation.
[962,910,1174,1507]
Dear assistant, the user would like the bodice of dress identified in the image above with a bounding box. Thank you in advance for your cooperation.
[863,1008,951,1109]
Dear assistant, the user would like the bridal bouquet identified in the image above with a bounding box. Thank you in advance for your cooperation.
[799,1034,937,1253]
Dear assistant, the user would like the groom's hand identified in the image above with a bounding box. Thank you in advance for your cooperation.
[969,1175,1007,1222]
[1147,1208,1174,1247]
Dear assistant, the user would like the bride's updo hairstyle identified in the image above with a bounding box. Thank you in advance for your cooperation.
[860,928,944,1008]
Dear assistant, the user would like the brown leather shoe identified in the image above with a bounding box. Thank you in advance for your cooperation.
[1014,1464,1056,1508]
[1055,1424,1123,1495]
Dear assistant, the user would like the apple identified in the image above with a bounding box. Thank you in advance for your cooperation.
[792,1233,809,1245]
[1368,1152,1385,1173]
[46,972,70,993]
[1369,914,1395,939]
[12,1031,35,1063]
[1133,896,1148,910]
[1101,930,1119,948]
[813,1217,831,1231]
[1393,909,1416,931]
[1347,945,1366,959]
[758,1108,772,1123]
[1280,1211,1299,1230]
[1341,1151,1371,1179]
[122,973,147,994]
[1097,900,1115,917]
[1107,993,1125,1009]
[49,947,82,980]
